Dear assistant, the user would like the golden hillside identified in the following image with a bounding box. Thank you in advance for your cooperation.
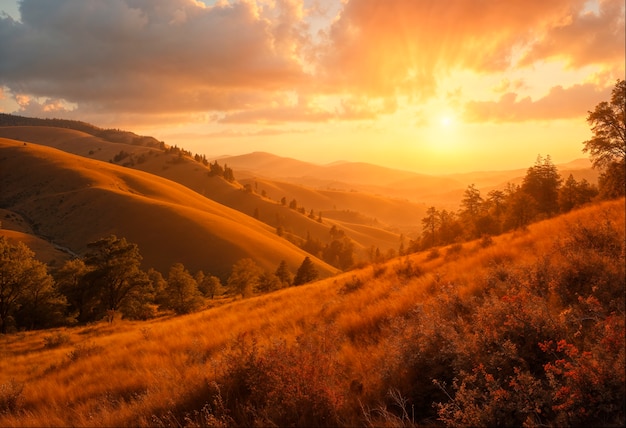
[0,138,336,278]
[0,126,408,258]
[0,198,623,426]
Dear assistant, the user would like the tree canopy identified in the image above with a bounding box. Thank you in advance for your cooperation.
[583,79,625,197]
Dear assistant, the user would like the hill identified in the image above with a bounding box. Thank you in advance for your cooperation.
[0,126,410,258]
[0,138,337,279]
[0,113,162,147]
[217,151,598,208]
[0,198,622,426]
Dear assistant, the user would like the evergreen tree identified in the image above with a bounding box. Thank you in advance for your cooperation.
[421,206,439,248]
[521,155,562,217]
[275,260,293,287]
[293,257,319,285]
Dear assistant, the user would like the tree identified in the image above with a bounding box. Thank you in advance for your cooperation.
[257,272,282,293]
[227,258,262,298]
[583,79,625,198]
[459,184,486,238]
[293,257,319,285]
[504,188,536,230]
[421,207,440,248]
[275,260,293,287]
[558,174,598,213]
[460,184,483,218]
[322,236,354,270]
[83,235,149,320]
[161,263,203,314]
[583,79,625,168]
[521,155,561,217]
[197,273,222,299]
[55,258,93,323]
[0,237,64,333]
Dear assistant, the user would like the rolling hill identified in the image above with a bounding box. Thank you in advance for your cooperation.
[217,151,599,208]
[0,137,337,279]
[0,198,622,427]
[0,126,412,257]
[0,119,599,264]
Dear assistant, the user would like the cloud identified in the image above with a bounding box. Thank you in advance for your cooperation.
[314,0,602,99]
[463,82,613,122]
[218,94,397,124]
[520,0,625,68]
[0,0,622,127]
[0,0,309,114]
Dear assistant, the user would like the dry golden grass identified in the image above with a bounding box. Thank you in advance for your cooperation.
[0,126,409,260]
[1,198,621,426]
[0,138,337,278]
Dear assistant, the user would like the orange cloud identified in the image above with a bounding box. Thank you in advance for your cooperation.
[520,0,625,68]
[315,0,598,98]
[0,0,309,114]
[0,0,622,127]
[463,82,612,122]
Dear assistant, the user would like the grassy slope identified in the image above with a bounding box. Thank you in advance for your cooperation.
[0,126,405,256]
[0,138,336,278]
[0,198,622,426]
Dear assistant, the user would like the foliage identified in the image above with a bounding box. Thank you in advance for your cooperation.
[83,235,150,318]
[583,79,626,197]
[160,263,204,314]
[274,260,293,287]
[227,259,262,298]
[583,79,626,169]
[0,237,66,333]
[211,333,345,427]
[293,256,319,285]
[521,155,562,217]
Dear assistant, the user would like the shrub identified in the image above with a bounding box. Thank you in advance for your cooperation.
[66,342,103,362]
[210,333,346,427]
[339,276,364,295]
[43,331,71,348]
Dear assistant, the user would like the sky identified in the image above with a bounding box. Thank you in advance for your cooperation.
[0,0,624,174]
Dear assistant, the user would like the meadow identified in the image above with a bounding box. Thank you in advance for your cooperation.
[0,198,623,427]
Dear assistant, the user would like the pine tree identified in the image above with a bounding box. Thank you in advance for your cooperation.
[293,257,319,285]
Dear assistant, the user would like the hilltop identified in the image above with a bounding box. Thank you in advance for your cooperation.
[0,137,336,279]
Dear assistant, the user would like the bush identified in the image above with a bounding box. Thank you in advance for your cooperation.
[210,334,346,427]
[43,331,71,348]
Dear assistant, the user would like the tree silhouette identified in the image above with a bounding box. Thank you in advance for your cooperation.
[521,155,561,217]
[421,206,439,247]
[583,79,625,198]
[583,79,625,168]
[161,263,203,314]
[55,258,93,323]
[83,235,149,319]
[0,237,64,332]
[275,260,293,287]
[293,257,319,285]
[227,258,262,298]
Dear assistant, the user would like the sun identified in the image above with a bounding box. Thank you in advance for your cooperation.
[439,114,455,128]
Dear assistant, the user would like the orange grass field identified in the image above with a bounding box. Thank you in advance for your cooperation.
[0,198,623,426]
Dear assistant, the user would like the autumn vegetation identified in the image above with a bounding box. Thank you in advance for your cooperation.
[0,80,624,426]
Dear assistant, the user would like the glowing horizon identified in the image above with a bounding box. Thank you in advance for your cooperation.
[0,0,623,173]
